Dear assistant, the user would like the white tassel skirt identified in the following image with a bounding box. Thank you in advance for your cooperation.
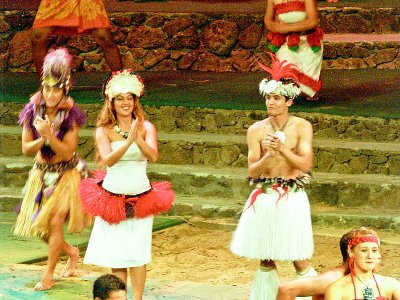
[230,188,314,261]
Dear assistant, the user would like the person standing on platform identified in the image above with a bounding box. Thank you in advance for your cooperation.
[264,0,323,99]
[14,47,91,291]
[31,0,123,76]
[230,54,316,299]
[80,69,174,300]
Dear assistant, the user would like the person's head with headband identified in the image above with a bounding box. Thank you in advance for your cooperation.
[41,48,72,94]
[97,69,146,129]
[27,47,74,112]
[258,53,301,101]
[345,227,380,275]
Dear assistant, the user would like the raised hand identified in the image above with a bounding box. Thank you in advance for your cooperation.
[126,118,140,146]
[33,115,54,139]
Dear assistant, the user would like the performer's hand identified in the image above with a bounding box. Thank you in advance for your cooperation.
[34,115,53,139]
[262,134,277,157]
[126,118,140,146]
[265,133,284,152]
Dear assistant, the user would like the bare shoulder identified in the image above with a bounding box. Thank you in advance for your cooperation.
[248,119,266,134]
[375,274,400,289]
[96,125,113,140]
[143,120,156,131]
[292,116,312,128]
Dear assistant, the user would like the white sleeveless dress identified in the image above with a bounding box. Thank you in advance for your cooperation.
[83,141,153,268]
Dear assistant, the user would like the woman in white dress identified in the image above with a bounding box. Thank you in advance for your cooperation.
[264,0,323,99]
[81,69,174,300]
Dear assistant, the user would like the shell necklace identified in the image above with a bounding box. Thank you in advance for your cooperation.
[114,124,129,139]
[270,115,291,144]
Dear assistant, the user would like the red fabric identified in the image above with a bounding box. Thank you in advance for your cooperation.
[80,170,174,224]
[272,184,289,204]
[306,27,324,47]
[291,68,322,94]
[275,1,305,15]
[244,187,263,211]
[287,33,300,49]
[267,32,287,47]
[348,235,379,249]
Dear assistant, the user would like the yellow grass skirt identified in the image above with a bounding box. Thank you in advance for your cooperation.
[14,168,92,239]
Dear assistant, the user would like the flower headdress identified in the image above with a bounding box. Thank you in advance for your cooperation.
[103,69,145,100]
[258,53,301,99]
[42,48,72,89]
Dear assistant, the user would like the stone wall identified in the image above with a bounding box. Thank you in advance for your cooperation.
[1,103,400,142]
[0,7,399,72]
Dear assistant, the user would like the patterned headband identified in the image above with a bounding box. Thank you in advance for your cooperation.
[348,235,380,249]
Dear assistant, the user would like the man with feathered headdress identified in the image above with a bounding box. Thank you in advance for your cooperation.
[230,54,316,299]
[14,48,91,291]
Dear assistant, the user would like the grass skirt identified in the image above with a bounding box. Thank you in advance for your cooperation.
[14,168,92,239]
[80,171,174,224]
[230,189,313,261]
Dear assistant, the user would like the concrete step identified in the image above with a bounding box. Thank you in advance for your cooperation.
[2,185,399,231]
[1,157,399,209]
[323,35,400,70]
[2,126,399,175]
[2,103,400,142]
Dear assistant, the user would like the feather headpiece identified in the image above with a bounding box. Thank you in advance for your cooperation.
[104,69,145,100]
[258,53,301,99]
[42,48,72,89]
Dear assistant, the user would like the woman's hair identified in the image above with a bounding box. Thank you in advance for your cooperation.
[339,226,379,274]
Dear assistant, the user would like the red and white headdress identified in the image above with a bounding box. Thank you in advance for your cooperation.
[258,53,301,99]
[104,69,145,100]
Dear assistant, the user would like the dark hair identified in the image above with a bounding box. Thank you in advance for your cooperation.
[93,274,126,300]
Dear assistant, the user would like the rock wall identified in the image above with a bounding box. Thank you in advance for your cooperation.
[0,8,399,72]
[2,103,400,142]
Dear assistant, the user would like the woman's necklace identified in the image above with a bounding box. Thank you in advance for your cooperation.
[355,274,374,300]
[270,115,291,144]
[114,124,129,139]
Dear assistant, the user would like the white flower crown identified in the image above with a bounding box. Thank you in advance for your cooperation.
[259,79,301,99]
[104,69,144,100]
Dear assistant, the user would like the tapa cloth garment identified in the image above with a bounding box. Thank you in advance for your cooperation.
[33,0,111,35]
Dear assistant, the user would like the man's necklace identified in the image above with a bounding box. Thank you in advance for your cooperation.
[355,274,374,300]
[114,124,129,139]
[270,115,291,144]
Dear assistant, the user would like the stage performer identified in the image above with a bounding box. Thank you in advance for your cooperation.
[325,229,400,300]
[277,227,382,300]
[230,53,316,299]
[264,0,323,99]
[81,69,174,300]
[14,48,91,291]
[31,0,123,76]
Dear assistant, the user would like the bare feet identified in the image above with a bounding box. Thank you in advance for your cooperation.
[61,247,80,277]
[34,279,55,291]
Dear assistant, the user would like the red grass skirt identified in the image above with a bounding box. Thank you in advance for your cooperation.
[80,171,174,224]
